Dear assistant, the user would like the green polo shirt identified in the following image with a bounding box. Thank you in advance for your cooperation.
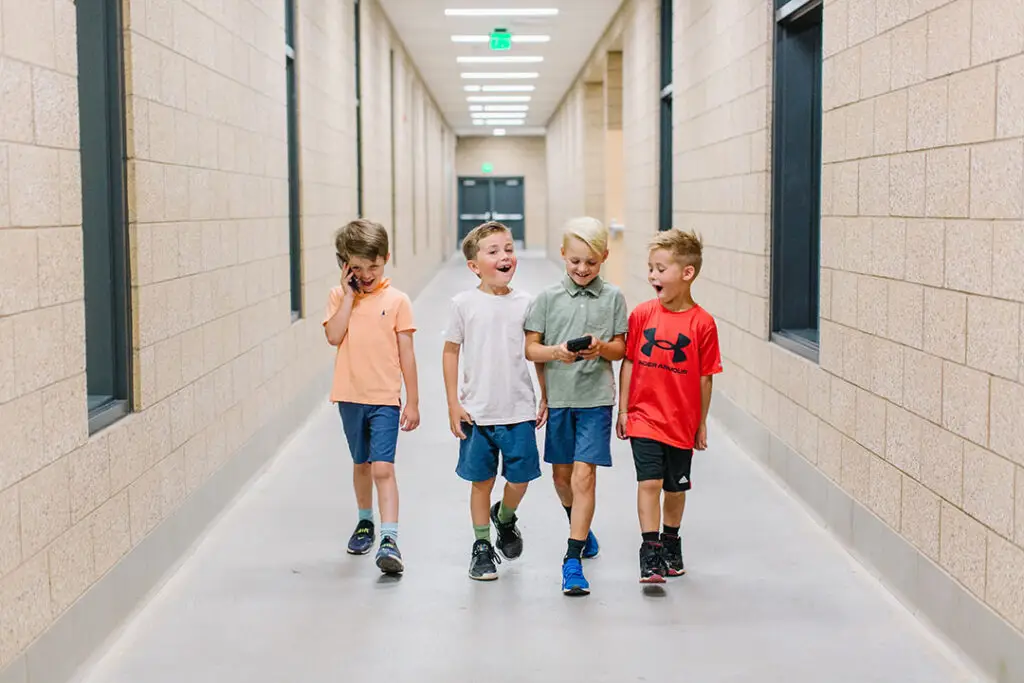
[524,274,628,409]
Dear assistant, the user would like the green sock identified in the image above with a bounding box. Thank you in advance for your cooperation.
[474,524,491,541]
[498,502,516,523]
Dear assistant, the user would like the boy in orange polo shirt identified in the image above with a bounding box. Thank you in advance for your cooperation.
[324,219,420,575]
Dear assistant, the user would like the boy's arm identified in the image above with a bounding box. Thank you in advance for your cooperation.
[525,330,576,363]
[533,360,548,428]
[397,331,419,431]
[323,289,354,346]
[442,341,471,439]
[598,334,626,361]
[615,358,633,439]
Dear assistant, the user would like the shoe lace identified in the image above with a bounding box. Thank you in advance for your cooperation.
[564,559,583,579]
[355,521,373,536]
[474,540,501,566]
[642,544,663,573]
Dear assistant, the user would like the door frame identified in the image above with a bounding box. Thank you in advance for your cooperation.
[457,175,526,246]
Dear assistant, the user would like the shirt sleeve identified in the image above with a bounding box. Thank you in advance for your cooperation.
[698,313,724,376]
[322,287,342,326]
[624,306,642,362]
[395,293,416,333]
[523,290,547,335]
[445,297,464,345]
[612,290,628,336]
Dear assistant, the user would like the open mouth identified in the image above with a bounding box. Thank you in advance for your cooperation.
[497,265,512,273]
[652,284,664,294]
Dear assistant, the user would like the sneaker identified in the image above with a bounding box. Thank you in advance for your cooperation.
[561,558,590,596]
[490,502,523,560]
[639,541,667,584]
[375,536,404,574]
[469,539,501,581]
[582,530,600,559]
[346,519,375,555]
[661,533,685,576]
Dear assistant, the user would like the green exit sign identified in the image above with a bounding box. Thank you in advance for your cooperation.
[489,29,511,50]
[481,162,494,174]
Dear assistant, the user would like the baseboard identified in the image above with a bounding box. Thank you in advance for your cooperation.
[712,392,1024,683]
[0,372,333,683]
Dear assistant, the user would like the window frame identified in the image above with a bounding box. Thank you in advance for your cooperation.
[285,0,303,319]
[658,0,673,232]
[769,0,823,362]
[77,0,132,433]
[354,0,364,218]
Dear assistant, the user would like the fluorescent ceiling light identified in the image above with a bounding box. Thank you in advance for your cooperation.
[461,72,539,79]
[457,56,543,64]
[469,105,484,111]
[451,34,551,43]
[464,85,535,92]
[471,112,528,119]
[481,104,529,111]
[445,8,558,16]
[493,128,507,136]
[467,95,531,102]
[472,119,526,125]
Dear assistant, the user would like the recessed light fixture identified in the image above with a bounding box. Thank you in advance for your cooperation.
[464,85,535,92]
[456,56,543,64]
[493,128,507,136]
[467,95,531,102]
[445,8,558,16]
[482,104,529,112]
[474,119,526,125]
[461,72,539,79]
[451,34,551,43]
[471,112,528,119]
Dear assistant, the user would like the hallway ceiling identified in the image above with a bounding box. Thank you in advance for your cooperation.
[378,0,623,137]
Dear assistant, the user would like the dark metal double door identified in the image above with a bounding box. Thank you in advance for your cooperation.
[457,176,525,246]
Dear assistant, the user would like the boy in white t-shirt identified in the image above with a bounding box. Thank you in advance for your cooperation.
[442,221,548,581]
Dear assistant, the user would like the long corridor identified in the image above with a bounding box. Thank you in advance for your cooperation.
[70,255,980,683]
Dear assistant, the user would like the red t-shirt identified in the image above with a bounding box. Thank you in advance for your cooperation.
[624,300,723,449]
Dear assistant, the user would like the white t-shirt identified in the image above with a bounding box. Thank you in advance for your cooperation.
[445,288,537,426]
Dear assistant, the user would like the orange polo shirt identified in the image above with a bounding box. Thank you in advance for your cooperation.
[323,279,415,406]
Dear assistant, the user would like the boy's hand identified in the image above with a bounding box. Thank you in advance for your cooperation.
[577,335,603,361]
[536,398,548,429]
[339,264,355,299]
[695,423,708,450]
[552,343,577,364]
[615,411,629,440]
[448,404,473,440]
[400,403,420,432]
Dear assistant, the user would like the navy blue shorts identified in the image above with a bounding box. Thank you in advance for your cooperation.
[456,421,542,484]
[337,402,400,464]
[544,406,613,467]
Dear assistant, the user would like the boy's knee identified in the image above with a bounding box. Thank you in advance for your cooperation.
[570,465,596,492]
[370,461,394,482]
[471,478,496,492]
[552,466,573,491]
[505,481,528,495]
[638,478,662,494]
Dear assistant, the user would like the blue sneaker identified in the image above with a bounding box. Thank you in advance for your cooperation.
[582,530,600,559]
[347,519,375,555]
[375,536,404,574]
[562,558,590,596]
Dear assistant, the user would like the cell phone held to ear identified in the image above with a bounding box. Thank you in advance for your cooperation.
[565,335,593,361]
[337,254,359,292]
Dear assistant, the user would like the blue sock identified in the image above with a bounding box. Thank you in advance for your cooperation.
[381,522,398,542]
[358,508,374,522]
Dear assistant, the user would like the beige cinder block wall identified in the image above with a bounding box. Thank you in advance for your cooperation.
[546,0,660,303]
[671,0,1024,674]
[455,136,548,251]
[0,0,453,679]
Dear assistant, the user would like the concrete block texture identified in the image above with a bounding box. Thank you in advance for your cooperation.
[0,0,455,675]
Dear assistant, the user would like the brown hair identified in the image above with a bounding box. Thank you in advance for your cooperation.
[335,219,389,262]
[649,228,704,276]
[461,221,511,261]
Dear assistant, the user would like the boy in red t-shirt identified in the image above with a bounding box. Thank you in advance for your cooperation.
[616,228,723,583]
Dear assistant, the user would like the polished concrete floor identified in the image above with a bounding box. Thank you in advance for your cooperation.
[73,254,982,683]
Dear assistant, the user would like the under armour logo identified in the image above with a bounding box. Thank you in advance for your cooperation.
[641,328,691,363]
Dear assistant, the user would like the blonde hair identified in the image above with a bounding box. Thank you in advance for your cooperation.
[462,221,511,260]
[562,216,608,256]
[649,228,704,276]
[335,219,389,262]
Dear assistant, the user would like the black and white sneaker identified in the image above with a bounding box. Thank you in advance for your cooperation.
[661,533,685,576]
[490,502,523,560]
[469,539,501,581]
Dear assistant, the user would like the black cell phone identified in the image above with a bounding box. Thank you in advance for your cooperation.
[337,254,359,291]
[566,335,593,353]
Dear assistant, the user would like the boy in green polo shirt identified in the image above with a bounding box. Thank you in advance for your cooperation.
[525,216,628,596]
